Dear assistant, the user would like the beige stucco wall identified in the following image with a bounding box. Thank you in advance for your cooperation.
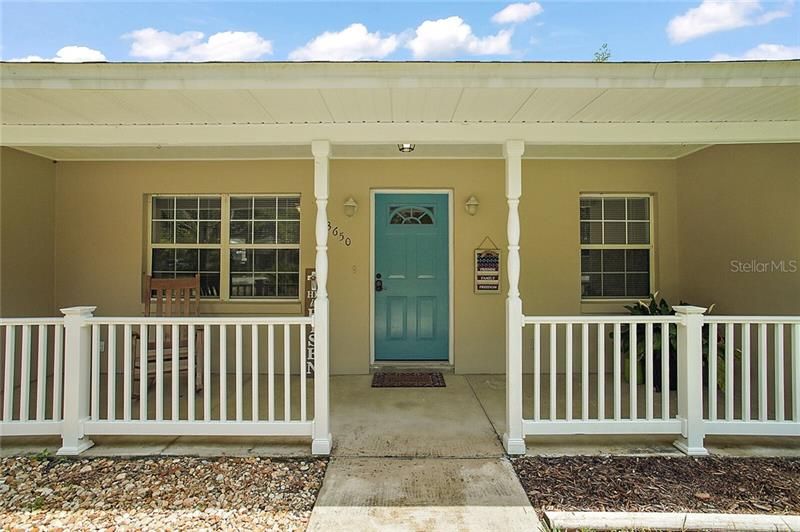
[53,160,316,317]
[677,143,800,315]
[4,145,795,374]
[50,157,682,374]
[0,148,56,317]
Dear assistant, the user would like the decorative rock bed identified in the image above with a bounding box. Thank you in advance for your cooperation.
[1,455,327,530]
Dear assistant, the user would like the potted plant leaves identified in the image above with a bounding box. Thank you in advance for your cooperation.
[612,293,730,392]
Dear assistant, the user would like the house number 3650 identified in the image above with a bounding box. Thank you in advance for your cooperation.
[328,221,352,247]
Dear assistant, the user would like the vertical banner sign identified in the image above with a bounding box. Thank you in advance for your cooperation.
[304,268,317,377]
[474,249,501,294]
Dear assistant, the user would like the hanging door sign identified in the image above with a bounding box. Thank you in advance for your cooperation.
[474,236,501,294]
[304,268,317,377]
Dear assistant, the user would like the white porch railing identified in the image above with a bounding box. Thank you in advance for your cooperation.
[702,317,800,437]
[0,318,65,436]
[0,308,331,456]
[515,308,800,455]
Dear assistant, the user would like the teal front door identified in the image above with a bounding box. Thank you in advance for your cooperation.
[374,193,449,361]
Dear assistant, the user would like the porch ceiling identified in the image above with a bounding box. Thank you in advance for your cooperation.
[1,61,798,149]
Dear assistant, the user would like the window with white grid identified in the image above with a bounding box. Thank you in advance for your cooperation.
[149,194,301,300]
[579,195,653,299]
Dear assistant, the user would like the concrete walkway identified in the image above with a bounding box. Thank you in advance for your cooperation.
[307,457,539,532]
[307,375,540,531]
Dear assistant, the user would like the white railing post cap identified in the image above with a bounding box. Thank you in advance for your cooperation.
[673,305,707,315]
[60,306,97,317]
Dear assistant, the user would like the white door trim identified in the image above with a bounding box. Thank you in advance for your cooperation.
[369,189,454,366]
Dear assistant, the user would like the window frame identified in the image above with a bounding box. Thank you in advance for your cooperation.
[579,193,655,302]
[147,193,302,303]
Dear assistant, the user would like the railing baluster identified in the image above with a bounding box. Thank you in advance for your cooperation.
[3,325,15,421]
[613,322,621,420]
[775,323,784,422]
[268,324,275,422]
[661,323,669,419]
[793,323,800,422]
[236,324,243,422]
[17,325,32,421]
[645,322,653,420]
[171,324,180,421]
[53,324,63,421]
[284,324,291,421]
[300,323,307,422]
[107,325,117,421]
[123,324,132,421]
[90,323,99,421]
[565,323,572,421]
[581,323,589,421]
[629,322,637,420]
[219,324,227,422]
[708,323,717,421]
[533,322,541,421]
[742,323,751,421]
[203,324,211,422]
[252,324,260,422]
[597,323,605,421]
[139,324,148,420]
[549,323,557,421]
[36,325,48,421]
[725,322,734,421]
[758,323,768,421]
[187,324,195,421]
[156,324,164,421]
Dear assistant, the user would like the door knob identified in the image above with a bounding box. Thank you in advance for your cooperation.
[375,273,383,292]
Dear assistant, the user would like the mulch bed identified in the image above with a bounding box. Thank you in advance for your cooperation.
[1,455,328,530]
[371,372,446,388]
[512,456,800,519]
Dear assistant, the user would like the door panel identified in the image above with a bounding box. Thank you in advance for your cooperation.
[387,296,408,340]
[374,193,449,361]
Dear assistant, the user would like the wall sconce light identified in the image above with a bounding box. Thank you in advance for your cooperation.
[465,195,480,216]
[344,196,358,217]
[397,143,415,153]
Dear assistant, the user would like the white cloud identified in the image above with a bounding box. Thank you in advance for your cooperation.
[711,43,800,60]
[125,28,272,61]
[9,45,106,62]
[667,1,792,44]
[289,23,399,61]
[492,2,543,24]
[407,16,513,59]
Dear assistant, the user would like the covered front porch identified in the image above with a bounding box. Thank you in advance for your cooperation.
[1,61,799,456]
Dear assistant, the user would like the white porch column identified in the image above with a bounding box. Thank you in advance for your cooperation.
[311,139,332,455]
[673,305,709,456]
[58,306,96,455]
[503,139,526,455]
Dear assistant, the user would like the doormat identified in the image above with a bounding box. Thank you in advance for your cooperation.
[371,372,446,388]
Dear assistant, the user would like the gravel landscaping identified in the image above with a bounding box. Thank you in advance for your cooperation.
[512,455,800,519]
[1,454,327,530]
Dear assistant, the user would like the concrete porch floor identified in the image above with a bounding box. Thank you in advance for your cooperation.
[3,373,799,458]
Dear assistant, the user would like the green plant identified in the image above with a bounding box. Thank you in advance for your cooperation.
[32,448,51,461]
[613,292,732,391]
[593,43,611,62]
[27,496,45,511]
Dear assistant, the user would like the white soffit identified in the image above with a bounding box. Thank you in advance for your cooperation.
[13,143,710,161]
[1,61,798,146]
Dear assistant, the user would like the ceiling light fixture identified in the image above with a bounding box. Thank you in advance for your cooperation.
[397,143,415,153]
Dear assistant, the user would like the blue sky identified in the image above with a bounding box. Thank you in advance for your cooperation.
[1,1,798,62]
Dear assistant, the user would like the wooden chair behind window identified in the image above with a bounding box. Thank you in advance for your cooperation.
[133,274,204,393]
